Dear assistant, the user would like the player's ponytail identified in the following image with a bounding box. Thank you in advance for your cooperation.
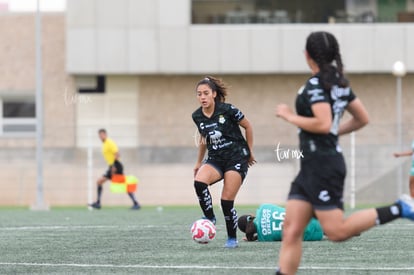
[196,76,228,103]
[306,31,349,90]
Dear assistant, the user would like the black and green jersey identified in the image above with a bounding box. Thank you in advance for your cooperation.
[192,102,250,160]
[253,204,323,241]
[295,74,356,158]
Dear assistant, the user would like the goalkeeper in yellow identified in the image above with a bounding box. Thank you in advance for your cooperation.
[89,129,141,210]
[238,204,323,241]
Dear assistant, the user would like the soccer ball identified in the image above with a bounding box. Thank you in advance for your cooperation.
[190,219,216,244]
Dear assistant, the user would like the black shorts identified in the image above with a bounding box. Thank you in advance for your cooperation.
[204,157,249,182]
[288,154,346,210]
[103,160,124,179]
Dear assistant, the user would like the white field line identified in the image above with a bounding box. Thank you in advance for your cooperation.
[0,225,168,231]
[0,262,414,271]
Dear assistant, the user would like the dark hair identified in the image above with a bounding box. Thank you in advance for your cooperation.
[98,128,107,134]
[238,215,258,241]
[196,76,228,103]
[305,31,349,90]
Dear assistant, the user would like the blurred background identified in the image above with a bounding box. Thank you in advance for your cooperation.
[0,0,413,207]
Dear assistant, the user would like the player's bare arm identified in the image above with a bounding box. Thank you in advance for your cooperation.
[276,102,332,134]
[394,150,414,157]
[338,98,369,136]
[239,117,256,166]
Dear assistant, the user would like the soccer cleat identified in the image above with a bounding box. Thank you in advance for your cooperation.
[131,204,141,210]
[89,202,101,209]
[202,216,216,225]
[397,194,414,220]
[224,238,238,248]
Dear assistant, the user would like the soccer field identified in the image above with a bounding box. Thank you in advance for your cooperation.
[0,206,413,275]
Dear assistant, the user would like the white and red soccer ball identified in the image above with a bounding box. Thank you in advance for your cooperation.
[190,219,216,244]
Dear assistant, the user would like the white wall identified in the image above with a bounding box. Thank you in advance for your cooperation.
[66,0,414,74]
[76,76,139,147]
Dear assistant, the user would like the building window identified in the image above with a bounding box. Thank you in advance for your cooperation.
[0,97,36,136]
[192,0,414,24]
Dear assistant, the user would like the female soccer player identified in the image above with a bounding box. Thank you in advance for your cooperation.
[192,76,256,248]
[394,141,414,198]
[274,31,414,275]
[238,203,323,242]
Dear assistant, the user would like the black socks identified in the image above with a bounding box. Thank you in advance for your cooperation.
[194,181,238,238]
[221,199,237,239]
[127,192,139,206]
[194,181,215,220]
[376,203,402,225]
[97,185,103,203]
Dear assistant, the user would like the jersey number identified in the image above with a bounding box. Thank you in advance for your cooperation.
[272,211,285,231]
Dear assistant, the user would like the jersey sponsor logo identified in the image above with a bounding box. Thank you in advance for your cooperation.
[219,115,226,124]
[330,85,350,135]
[230,105,244,120]
[331,85,351,99]
[212,141,233,150]
[260,209,272,236]
[309,140,316,152]
[318,190,331,202]
[307,89,325,102]
[234,110,244,121]
[208,130,233,150]
[201,122,217,129]
[309,77,319,85]
[208,130,222,145]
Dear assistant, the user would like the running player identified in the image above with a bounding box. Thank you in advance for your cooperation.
[90,129,141,210]
[394,140,414,198]
[192,76,256,248]
[274,31,414,275]
[238,203,323,242]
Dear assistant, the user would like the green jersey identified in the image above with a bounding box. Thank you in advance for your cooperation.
[253,204,323,241]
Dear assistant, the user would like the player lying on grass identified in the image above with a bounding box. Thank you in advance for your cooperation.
[238,203,323,242]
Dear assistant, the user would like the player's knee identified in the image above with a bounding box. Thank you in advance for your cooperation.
[281,223,303,243]
[194,180,208,191]
[323,227,350,242]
